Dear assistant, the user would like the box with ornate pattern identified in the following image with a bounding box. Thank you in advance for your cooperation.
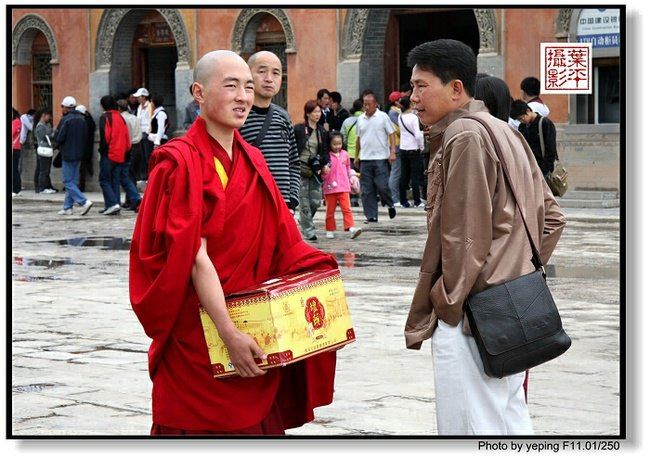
[199,269,355,378]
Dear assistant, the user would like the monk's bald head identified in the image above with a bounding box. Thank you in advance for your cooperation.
[193,50,246,86]
[191,50,254,130]
[246,50,283,103]
[247,50,281,70]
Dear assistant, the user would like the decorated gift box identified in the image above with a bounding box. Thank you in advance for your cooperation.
[199,269,356,378]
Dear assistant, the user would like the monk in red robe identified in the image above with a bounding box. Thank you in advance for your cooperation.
[129,50,339,435]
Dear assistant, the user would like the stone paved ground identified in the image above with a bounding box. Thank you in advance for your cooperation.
[9,191,621,437]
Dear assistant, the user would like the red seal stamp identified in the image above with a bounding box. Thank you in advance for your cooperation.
[304,297,326,329]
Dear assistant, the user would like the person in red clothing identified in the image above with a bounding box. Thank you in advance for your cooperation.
[129,50,339,436]
[12,108,23,196]
[98,95,132,215]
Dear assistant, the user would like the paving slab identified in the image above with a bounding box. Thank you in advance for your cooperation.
[10,192,621,436]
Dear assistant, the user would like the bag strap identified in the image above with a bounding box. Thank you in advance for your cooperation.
[45,135,52,147]
[399,115,416,138]
[252,104,275,148]
[466,115,544,271]
[344,118,358,139]
[538,116,545,158]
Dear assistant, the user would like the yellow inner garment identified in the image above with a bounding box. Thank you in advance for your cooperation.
[213,157,228,189]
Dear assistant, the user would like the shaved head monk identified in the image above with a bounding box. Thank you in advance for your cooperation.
[130,50,339,435]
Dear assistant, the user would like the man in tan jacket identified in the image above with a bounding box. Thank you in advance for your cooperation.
[404,39,566,435]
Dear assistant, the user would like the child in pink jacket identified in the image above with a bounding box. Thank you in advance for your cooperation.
[321,132,362,239]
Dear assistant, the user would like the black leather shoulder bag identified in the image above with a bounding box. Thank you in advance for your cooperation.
[463,115,571,379]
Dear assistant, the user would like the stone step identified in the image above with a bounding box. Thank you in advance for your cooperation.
[562,190,619,200]
[558,198,620,208]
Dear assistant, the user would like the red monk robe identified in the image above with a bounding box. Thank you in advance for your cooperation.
[130,117,338,433]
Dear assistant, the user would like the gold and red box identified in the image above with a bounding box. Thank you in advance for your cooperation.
[199,269,356,378]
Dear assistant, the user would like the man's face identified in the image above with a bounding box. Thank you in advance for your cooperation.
[362,95,378,117]
[409,65,456,126]
[318,93,331,109]
[517,110,535,125]
[250,53,282,100]
[331,100,340,111]
[195,56,254,130]
[128,95,138,106]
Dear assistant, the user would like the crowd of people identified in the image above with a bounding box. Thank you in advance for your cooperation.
[11,87,169,216]
[13,41,566,437]
[11,47,557,243]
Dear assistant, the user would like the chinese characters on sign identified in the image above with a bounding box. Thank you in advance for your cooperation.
[540,43,592,94]
[151,22,174,45]
[576,8,620,48]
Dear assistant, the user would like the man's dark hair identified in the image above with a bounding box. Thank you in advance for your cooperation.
[407,39,477,97]
[26,109,36,116]
[12,107,20,120]
[520,76,541,97]
[361,90,377,102]
[330,91,342,104]
[509,99,531,119]
[350,98,363,113]
[100,95,117,111]
[359,89,374,99]
[475,76,513,122]
[316,88,330,100]
[117,99,129,112]
[152,94,165,108]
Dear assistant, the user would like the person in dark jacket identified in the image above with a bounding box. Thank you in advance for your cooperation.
[329,91,350,131]
[33,109,57,194]
[75,105,96,192]
[293,100,330,241]
[183,85,200,130]
[54,96,93,215]
[510,99,557,177]
[316,88,333,131]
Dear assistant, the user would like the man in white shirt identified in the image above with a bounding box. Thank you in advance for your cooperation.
[134,87,153,181]
[520,76,550,117]
[397,96,425,208]
[354,91,398,223]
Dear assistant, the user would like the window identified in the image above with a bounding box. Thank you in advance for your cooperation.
[32,52,52,110]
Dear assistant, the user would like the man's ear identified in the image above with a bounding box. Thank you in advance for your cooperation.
[450,80,465,100]
[192,82,204,103]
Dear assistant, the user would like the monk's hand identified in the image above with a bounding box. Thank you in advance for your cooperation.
[222,329,267,378]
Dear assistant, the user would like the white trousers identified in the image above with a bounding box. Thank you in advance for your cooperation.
[431,319,534,435]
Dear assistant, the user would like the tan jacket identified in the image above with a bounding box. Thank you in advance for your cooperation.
[404,100,566,349]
